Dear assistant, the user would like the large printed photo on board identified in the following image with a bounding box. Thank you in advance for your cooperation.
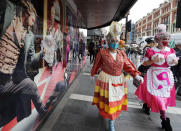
[0,0,85,130]
[0,0,64,130]
[0,0,48,128]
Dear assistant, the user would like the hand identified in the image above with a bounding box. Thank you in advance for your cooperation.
[152,55,160,63]
[135,75,144,83]
[169,57,179,66]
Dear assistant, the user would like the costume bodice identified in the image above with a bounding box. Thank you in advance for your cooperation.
[145,47,175,67]
[91,49,140,77]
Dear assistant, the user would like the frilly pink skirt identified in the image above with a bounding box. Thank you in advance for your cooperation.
[135,74,176,112]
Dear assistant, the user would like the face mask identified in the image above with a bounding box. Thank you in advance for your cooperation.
[162,41,169,46]
[109,43,119,49]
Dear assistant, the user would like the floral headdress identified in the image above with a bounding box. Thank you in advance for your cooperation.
[106,21,122,42]
[155,24,170,42]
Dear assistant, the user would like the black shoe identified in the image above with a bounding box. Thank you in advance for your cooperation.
[44,96,56,110]
[38,107,48,120]
[161,117,173,131]
[142,103,150,115]
[44,100,51,110]
[31,92,47,115]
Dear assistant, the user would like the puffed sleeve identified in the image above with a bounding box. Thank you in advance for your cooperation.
[122,51,140,77]
[91,51,102,76]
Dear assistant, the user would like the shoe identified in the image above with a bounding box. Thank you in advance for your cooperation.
[109,120,115,131]
[38,107,48,120]
[142,103,150,115]
[44,99,51,110]
[161,117,173,131]
[44,95,57,110]
[31,91,48,118]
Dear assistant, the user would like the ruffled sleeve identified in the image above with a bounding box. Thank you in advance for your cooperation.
[121,51,141,77]
[91,50,102,76]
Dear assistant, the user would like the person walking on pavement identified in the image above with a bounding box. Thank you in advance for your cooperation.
[91,22,143,131]
[95,41,102,58]
[135,24,178,131]
[78,39,85,62]
[88,40,96,64]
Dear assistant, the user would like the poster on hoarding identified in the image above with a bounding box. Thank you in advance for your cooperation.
[0,0,84,130]
[0,0,48,129]
[0,0,65,130]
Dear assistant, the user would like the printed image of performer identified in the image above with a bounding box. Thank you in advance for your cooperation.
[54,23,63,62]
[41,35,57,73]
[0,0,47,126]
[47,0,63,67]
[135,24,178,131]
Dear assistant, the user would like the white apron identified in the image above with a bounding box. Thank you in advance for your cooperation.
[147,67,174,98]
[97,71,126,103]
[108,74,125,103]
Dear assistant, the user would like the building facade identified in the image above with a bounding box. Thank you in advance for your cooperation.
[135,0,180,40]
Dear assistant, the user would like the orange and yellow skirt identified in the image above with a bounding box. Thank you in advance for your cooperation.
[92,71,128,120]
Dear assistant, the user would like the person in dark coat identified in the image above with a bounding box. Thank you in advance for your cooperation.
[78,39,85,62]
[88,40,95,64]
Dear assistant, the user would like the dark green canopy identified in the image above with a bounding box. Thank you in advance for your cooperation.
[73,0,137,29]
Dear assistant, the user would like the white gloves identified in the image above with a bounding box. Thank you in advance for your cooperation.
[135,75,144,83]
[151,54,165,65]
[166,54,179,66]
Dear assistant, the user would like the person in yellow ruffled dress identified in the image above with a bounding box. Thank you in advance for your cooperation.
[91,22,143,131]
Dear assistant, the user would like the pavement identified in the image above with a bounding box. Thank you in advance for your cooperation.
[39,57,181,131]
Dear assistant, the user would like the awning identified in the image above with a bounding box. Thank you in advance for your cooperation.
[73,0,137,30]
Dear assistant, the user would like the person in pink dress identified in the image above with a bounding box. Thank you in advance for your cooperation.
[135,24,178,131]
